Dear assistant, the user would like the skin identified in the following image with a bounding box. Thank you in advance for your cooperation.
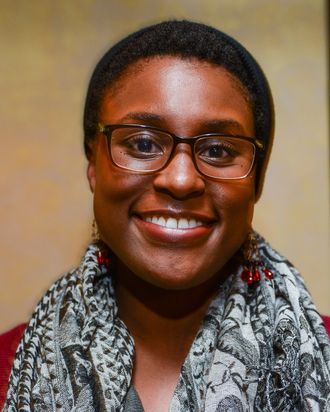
[87,56,256,411]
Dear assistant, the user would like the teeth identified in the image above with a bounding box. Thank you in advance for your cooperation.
[188,219,197,228]
[144,216,202,229]
[178,218,189,229]
[166,217,177,229]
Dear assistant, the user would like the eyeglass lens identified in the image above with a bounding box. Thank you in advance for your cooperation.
[109,126,255,179]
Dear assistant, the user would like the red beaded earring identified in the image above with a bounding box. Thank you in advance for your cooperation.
[97,249,111,273]
[92,219,111,273]
[240,232,273,285]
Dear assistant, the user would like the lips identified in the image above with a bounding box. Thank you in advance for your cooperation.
[144,215,203,229]
[132,210,216,245]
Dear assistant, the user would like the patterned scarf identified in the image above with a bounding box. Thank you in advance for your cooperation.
[4,234,330,411]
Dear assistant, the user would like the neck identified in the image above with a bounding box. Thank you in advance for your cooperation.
[114,260,232,408]
[114,261,226,347]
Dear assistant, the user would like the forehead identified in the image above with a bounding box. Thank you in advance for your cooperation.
[100,56,254,135]
[107,55,251,102]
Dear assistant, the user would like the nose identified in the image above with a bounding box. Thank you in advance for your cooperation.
[153,144,205,200]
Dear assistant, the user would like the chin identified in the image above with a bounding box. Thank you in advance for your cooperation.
[127,258,223,291]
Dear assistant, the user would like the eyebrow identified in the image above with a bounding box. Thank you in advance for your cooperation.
[117,112,246,134]
[118,112,162,123]
[198,119,247,134]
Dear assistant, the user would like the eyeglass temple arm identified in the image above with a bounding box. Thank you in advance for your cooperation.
[98,123,106,133]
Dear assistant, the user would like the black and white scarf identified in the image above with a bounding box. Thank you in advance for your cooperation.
[4,234,330,411]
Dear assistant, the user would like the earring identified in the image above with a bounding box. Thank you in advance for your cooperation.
[92,219,100,243]
[92,219,111,273]
[97,248,111,273]
[240,231,273,285]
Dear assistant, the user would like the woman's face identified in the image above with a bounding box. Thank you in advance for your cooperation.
[88,56,256,290]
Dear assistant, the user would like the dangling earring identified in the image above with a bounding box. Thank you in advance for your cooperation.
[92,219,100,243]
[240,231,273,285]
[92,219,111,272]
[97,248,111,273]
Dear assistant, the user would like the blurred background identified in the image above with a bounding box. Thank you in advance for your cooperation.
[0,0,329,333]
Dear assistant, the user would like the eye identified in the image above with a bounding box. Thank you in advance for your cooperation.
[120,131,165,158]
[130,135,160,154]
[197,138,238,164]
[204,144,233,158]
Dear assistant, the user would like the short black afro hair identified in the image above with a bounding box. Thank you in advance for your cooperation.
[83,20,274,199]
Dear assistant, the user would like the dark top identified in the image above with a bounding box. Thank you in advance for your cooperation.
[124,385,144,412]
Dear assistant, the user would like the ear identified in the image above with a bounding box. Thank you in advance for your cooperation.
[87,161,96,193]
[86,140,97,193]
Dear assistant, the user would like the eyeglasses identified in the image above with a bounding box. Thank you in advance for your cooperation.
[98,123,264,180]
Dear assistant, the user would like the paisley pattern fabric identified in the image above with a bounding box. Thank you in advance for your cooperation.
[3,234,330,411]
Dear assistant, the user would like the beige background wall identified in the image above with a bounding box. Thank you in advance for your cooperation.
[0,0,329,333]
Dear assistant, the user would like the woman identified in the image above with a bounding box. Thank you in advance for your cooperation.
[2,20,330,411]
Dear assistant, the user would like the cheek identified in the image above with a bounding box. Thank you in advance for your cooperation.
[211,177,255,228]
[92,159,149,239]
[94,141,146,203]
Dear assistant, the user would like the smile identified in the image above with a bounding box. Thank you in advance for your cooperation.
[143,216,203,229]
[132,209,216,245]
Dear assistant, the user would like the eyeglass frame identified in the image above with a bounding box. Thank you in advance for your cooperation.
[98,123,265,180]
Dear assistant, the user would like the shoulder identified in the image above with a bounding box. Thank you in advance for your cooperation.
[0,324,26,409]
